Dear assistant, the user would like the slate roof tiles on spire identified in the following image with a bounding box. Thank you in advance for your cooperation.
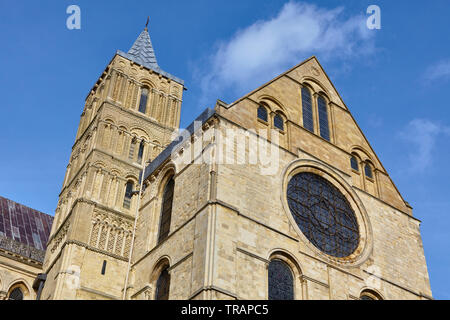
[127,28,159,68]
[116,25,184,85]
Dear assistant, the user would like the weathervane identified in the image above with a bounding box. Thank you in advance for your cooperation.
[145,16,149,31]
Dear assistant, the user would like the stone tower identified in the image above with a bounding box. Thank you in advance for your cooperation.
[40,26,185,300]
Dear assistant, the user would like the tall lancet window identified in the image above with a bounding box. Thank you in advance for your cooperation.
[137,141,145,164]
[268,260,294,300]
[155,267,170,300]
[139,87,149,114]
[318,95,330,141]
[158,177,175,244]
[301,87,314,133]
[123,181,134,209]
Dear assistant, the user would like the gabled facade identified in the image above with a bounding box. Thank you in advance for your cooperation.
[128,58,432,300]
[39,26,432,300]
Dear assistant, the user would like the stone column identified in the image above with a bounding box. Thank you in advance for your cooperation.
[107,70,117,100]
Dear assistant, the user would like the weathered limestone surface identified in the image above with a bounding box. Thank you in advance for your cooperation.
[38,28,432,300]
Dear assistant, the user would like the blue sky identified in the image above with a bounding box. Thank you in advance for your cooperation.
[0,0,449,299]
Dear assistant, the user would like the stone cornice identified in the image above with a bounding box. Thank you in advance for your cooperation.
[0,235,46,264]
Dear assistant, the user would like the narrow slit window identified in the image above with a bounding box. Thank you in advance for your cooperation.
[301,87,314,132]
[158,177,175,244]
[139,87,149,114]
[258,105,268,122]
[123,181,134,209]
[318,95,330,141]
[137,141,145,164]
[101,260,107,275]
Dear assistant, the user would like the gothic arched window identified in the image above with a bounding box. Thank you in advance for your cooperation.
[258,105,268,122]
[137,141,145,164]
[365,163,373,179]
[351,155,359,171]
[268,260,294,300]
[139,87,149,114]
[123,181,134,209]
[274,114,284,131]
[8,287,24,300]
[158,177,175,244]
[301,87,314,133]
[317,95,330,141]
[155,267,170,300]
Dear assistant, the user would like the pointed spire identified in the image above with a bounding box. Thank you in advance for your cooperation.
[116,19,185,86]
[127,20,158,69]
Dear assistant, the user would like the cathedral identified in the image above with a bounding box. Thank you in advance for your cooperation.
[0,25,432,300]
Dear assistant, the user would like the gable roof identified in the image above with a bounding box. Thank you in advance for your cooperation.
[0,196,53,262]
[223,56,410,211]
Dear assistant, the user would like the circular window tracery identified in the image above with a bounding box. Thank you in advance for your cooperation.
[287,172,360,258]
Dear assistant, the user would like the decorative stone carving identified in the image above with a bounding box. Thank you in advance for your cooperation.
[50,222,70,254]
[0,235,46,263]
[89,210,133,257]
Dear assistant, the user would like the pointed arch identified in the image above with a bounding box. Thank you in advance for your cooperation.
[6,280,31,300]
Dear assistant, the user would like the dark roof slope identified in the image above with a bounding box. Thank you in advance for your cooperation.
[0,196,53,252]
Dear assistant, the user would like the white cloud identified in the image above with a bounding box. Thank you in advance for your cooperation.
[424,60,450,82]
[197,1,375,105]
[399,119,450,172]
